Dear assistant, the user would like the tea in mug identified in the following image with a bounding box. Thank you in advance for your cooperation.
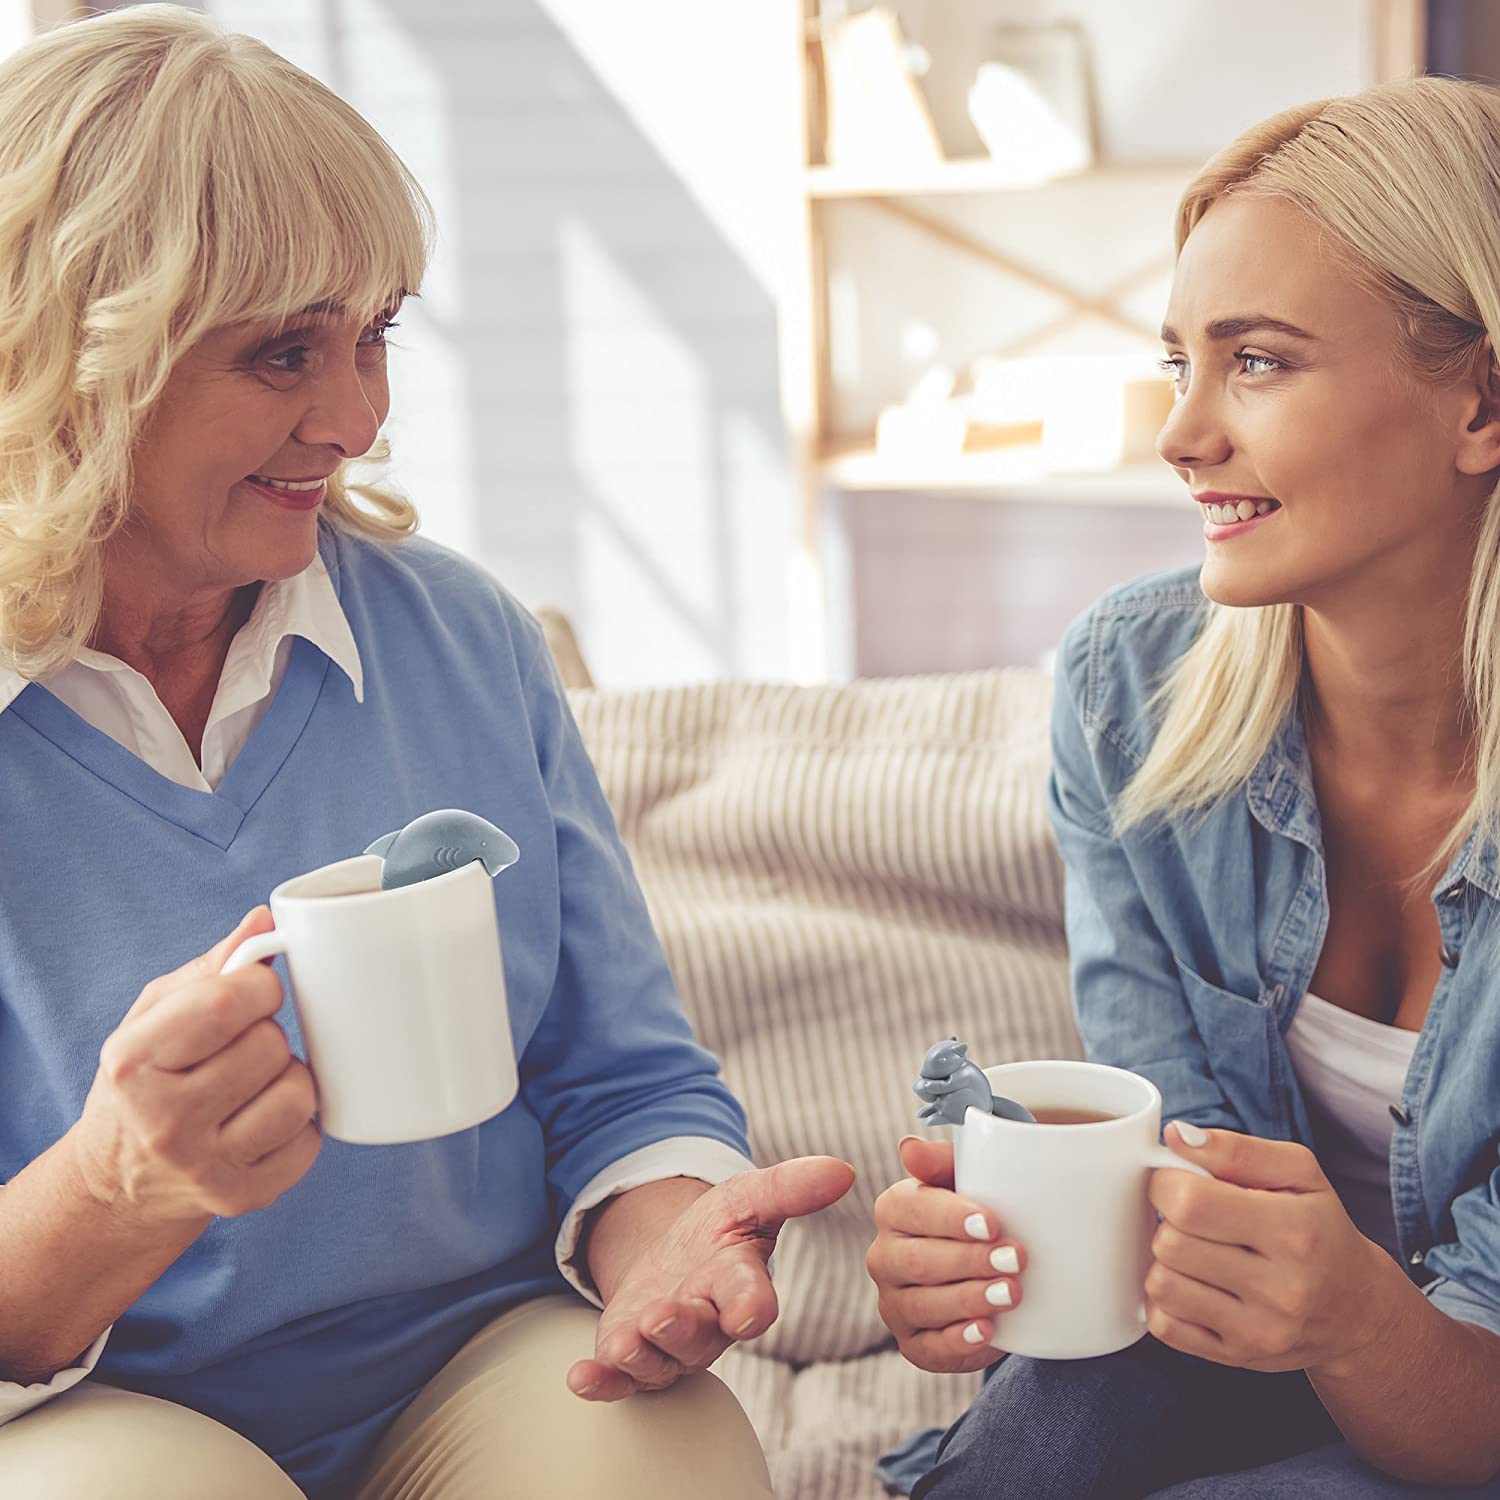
[1029,1106,1120,1125]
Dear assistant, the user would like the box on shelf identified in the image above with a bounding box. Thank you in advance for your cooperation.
[869,355,1175,474]
[967,354,1172,471]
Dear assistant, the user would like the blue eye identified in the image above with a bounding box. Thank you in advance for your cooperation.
[1156,352,1286,388]
[264,320,399,374]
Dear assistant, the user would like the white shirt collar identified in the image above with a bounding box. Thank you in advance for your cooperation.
[0,548,364,714]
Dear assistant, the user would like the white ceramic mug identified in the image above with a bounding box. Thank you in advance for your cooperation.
[221,854,517,1145]
[953,1059,1211,1360]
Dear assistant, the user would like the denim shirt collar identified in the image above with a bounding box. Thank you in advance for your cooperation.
[1442,822,1500,904]
[1247,698,1500,905]
[1246,700,1321,855]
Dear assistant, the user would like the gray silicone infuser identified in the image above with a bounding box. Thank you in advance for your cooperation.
[365,809,521,890]
[912,1037,1037,1127]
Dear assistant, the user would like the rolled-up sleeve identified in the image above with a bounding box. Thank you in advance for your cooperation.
[513,631,752,1235]
[1421,1167,1500,1336]
[1047,613,1241,1133]
[0,1326,110,1429]
[1424,1277,1500,1337]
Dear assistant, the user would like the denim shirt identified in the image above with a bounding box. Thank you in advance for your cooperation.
[1048,564,1500,1337]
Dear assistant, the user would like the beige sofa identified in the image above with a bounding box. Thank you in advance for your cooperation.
[566,667,1085,1499]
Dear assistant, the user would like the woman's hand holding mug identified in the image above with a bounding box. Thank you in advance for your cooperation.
[875,1060,1214,1368]
[69,908,322,1227]
[1145,1123,1398,1373]
[867,1135,1027,1373]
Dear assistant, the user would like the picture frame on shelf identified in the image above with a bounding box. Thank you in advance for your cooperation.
[968,20,1096,183]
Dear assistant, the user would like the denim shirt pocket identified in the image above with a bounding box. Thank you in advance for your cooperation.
[1172,956,1288,1138]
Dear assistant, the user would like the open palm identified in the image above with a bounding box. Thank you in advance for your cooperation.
[567,1155,855,1401]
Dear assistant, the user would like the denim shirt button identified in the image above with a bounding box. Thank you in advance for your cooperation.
[1389,1103,1411,1126]
[1440,945,1460,969]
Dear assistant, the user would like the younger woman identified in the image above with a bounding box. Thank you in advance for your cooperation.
[869,77,1500,1497]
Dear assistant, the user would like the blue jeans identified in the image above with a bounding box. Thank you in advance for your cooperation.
[908,1335,1500,1499]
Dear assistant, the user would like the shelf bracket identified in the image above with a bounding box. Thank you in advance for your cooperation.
[868,195,1172,347]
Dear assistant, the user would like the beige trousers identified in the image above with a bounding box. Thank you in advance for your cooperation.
[0,1296,776,1499]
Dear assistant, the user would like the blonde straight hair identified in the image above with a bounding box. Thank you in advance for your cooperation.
[1116,76,1500,880]
[0,4,434,679]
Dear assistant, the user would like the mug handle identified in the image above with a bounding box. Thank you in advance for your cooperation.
[221,930,289,974]
[1142,1143,1213,1180]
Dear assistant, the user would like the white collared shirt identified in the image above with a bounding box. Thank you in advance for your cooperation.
[0,554,752,1420]
[0,551,364,792]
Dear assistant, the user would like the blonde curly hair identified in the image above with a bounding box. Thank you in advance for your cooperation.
[0,3,434,678]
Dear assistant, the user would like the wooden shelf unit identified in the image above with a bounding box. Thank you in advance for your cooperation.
[777,0,1427,677]
[819,440,1186,509]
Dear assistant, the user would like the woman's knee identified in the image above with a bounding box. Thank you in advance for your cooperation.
[602,1364,776,1500]
[914,1341,1211,1500]
[914,1355,1118,1500]
[352,1295,774,1500]
[0,1383,303,1500]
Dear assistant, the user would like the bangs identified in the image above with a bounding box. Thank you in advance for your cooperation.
[48,18,436,400]
[180,48,432,338]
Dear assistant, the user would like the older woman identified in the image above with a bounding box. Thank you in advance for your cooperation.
[0,8,852,1498]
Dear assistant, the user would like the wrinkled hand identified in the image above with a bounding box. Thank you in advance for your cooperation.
[1147,1123,1399,1372]
[567,1156,856,1402]
[71,908,321,1227]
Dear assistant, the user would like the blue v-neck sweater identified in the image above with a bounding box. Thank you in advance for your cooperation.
[0,528,750,1495]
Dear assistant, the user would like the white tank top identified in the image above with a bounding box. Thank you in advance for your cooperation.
[1283,992,1420,1259]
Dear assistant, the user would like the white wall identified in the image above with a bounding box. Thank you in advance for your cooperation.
[205,0,800,687]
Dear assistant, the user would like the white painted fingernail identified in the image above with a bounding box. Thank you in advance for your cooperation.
[962,1322,985,1344]
[964,1213,991,1240]
[1175,1120,1208,1146]
[985,1281,1013,1307]
[990,1245,1020,1274]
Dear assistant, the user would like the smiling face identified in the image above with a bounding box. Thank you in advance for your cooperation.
[1157,195,1496,611]
[114,298,402,596]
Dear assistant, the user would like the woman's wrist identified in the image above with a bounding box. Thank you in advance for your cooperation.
[1306,1237,1416,1380]
[1307,1248,1500,1486]
[582,1177,712,1303]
